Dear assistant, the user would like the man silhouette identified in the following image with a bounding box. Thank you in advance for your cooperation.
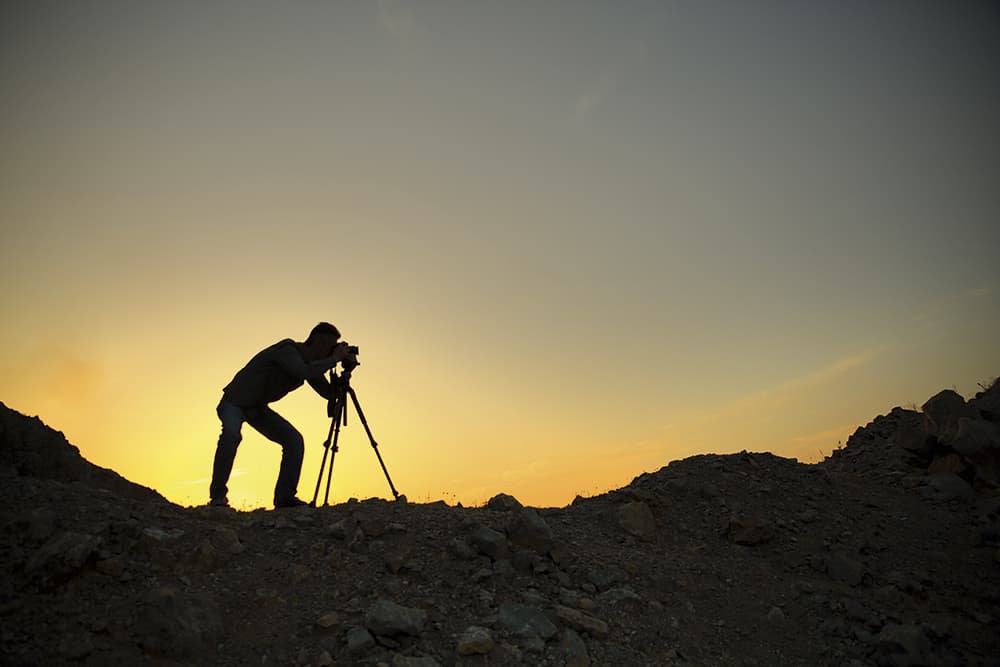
[209,322,351,508]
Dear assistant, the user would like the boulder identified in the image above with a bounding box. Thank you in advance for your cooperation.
[469,525,510,561]
[922,390,974,440]
[487,493,523,511]
[894,418,933,456]
[925,473,974,503]
[132,587,223,658]
[618,501,657,539]
[25,531,103,584]
[969,379,1000,422]
[507,507,554,554]
[947,417,1000,457]
[927,453,972,478]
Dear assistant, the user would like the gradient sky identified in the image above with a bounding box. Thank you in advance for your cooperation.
[2,2,998,509]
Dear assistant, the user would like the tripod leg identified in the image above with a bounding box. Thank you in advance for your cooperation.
[346,387,401,500]
[322,395,346,507]
[312,390,345,507]
[310,419,333,507]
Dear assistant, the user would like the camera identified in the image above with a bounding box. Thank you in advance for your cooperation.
[341,344,360,371]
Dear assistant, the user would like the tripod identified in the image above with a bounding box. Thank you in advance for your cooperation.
[310,368,401,507]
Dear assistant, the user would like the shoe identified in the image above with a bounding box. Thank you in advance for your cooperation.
[274,497,309,509]
[209,497,230,507]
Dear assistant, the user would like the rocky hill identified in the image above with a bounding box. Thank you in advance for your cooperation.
[1,384,999,667]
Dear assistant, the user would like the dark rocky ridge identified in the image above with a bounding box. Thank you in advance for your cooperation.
[1,383,999,667]
[0,405,167,504]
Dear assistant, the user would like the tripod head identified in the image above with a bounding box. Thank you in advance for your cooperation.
[327,371,350,417]
[326,351,358,417]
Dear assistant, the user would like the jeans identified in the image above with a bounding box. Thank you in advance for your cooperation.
[210,400,305,505]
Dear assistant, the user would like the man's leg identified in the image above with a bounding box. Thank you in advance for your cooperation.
[244,406,305,506]
[210,401,245,504]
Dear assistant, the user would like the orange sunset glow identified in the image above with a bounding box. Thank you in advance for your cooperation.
[2,3,998,510]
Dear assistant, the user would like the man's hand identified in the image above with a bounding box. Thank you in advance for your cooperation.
[330,341,352,363]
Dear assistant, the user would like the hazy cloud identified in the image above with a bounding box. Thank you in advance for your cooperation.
[652,350,882,461]
[500,458,549,482]
[573,40,647,122]
[0,341,105,409]
[722,349,881,416]
[377,0,419,43]
[575,71,614,119]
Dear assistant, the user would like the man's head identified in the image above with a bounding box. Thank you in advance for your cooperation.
[304,322,341,357]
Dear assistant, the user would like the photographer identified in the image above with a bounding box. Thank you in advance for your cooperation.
[208,322,356,508]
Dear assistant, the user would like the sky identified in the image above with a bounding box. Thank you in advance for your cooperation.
[2,1,998,509]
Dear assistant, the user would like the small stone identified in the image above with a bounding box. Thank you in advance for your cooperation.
[558,628,591,667]
[766,606,785,622]
[365,599,427,636]
[346,626,375,653]
[288,563,312,584]
[597,587,641,606]
[498,603,559,641]
[316,611,340,628]
[825,552,867,587]
[447,537,478,560]
[212,526,245,554]
[391,656,442,667]
[554,605,609,639]
[457,625,494,655]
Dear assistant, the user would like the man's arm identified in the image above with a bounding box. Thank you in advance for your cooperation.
[307,374,335,400]
[273,341,344,380]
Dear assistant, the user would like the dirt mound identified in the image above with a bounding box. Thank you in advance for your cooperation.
[0,401,167,504]
[2,393,999,666]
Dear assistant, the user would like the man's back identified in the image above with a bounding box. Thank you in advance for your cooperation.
[223,339,307,407]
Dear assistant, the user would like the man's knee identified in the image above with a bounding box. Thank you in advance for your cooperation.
[284,432,304,456]
[219,426,242,445]
[217,402,245,450]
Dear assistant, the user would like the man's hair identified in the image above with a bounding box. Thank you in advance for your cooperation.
[306,322,341,344]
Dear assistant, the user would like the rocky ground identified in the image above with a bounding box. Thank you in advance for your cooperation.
[2,381,999,667]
